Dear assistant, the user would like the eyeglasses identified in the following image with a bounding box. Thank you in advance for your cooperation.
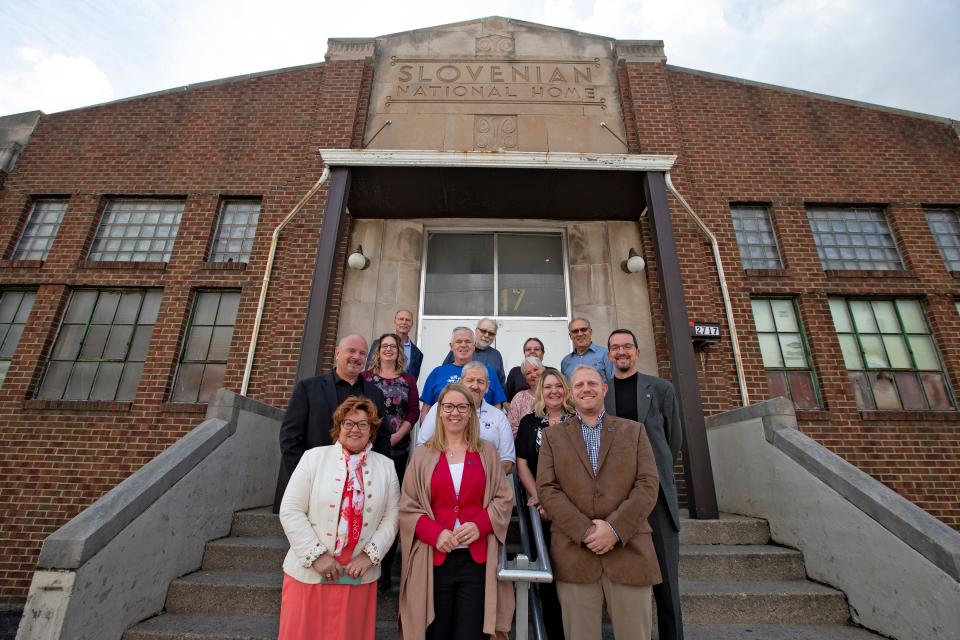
[609,344,636,353]
[342,420,371,431]
[380,344,398,351]
[440,403,471,414]
[476,327,497,336]
[569,327,590,335]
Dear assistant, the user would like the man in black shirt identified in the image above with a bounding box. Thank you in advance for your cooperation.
[273,333,387,511]
[604,328,685,640]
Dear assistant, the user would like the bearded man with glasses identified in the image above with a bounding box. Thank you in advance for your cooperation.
[604,328,685,640]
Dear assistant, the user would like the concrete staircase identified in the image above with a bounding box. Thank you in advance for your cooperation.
[124,508,882,640]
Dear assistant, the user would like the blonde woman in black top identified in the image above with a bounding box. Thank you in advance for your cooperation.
[515,367,574,640]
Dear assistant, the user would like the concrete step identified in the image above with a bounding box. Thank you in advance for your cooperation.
[124,614,278,640]
[679,545,805,580]
[202,535,803,582]
[231,506,773,547]
[229,507,281,538]
[680,580,849,625]
[660,625,882,639]
[123,614,403,640]
[166,569,846,626]
[202,537,288,571]
[680,510,770,545]
[125,615,878,640]
[165,571,281,616]
[165,570,401,621]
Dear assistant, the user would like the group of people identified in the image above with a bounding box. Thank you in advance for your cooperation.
[272,310,685,640]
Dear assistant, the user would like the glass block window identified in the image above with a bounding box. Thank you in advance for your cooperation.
[37,289,162,401]
[12,200,68,260]
[170,290,240,403]
[89,200,184,262]
[732,207,783,269]
[807,208,903,270]
[0,291,36,385]
[829,298,954,411]
[751,298,820,410]
[925,209,960,271]
[210,200,260,263]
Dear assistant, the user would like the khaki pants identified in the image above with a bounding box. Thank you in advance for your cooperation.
[557,573,653,640]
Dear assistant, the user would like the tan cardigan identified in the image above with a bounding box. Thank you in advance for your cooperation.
[398,439,515,639]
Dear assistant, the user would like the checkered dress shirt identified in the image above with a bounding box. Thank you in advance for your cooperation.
[577,411,605,475]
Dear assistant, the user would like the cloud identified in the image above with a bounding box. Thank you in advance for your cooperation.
[0,47,113,115]
[1,0,956,119]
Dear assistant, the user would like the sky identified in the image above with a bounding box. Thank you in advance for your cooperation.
[1,0,959,120]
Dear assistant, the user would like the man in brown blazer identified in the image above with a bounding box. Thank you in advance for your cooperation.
[537,365,661,640]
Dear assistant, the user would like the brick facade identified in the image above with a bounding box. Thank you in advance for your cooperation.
[0,45,958,604]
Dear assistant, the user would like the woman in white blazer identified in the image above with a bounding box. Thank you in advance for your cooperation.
[278,396,400,640]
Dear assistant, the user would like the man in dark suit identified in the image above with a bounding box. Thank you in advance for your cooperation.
[366,309,424,379]
[604,328,684,640]
[273,333,388,512]
[537,365,661,640]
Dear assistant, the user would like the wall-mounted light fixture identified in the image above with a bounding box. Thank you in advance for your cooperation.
[621,247,645,273]
[347,245,370,270]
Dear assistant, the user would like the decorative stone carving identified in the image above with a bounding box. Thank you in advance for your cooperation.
[615,40,667,64]
[474,115,518,150]
[326,38,375,61]
[476,34,515,55]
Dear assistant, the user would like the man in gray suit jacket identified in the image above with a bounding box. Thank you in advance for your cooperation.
[605,329,684,640]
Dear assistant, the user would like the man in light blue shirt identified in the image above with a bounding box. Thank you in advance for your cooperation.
[560,317,614,382]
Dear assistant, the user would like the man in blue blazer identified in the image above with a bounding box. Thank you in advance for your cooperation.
[272,333,388,512]
[366,309,423,380]
[604,329,685,640]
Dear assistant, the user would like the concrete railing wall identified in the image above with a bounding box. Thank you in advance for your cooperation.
[16,390,283,640]
[706,397,960,640]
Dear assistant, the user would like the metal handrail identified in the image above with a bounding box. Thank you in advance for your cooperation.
[497,473,553,640]
[497,474,554,582]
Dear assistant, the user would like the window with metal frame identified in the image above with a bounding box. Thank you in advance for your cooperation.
[170,290,240,403]
[829,297,954,411]
[925,209,960,272]
[0,290,36,385]
[807,207,903,270]
[12,200,68,261]
[750,298,821,410]
[209,200,261,263]
[423,232,566,317]
[37,289,162,401]
[731,207,783,269]
[88,200,184,262]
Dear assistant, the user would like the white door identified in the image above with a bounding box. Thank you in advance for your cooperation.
[417,231,571,389]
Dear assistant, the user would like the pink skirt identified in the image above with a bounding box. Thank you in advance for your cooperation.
[277,574,378,640]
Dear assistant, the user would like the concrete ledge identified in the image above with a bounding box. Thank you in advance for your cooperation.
[709,398,960,582]
[37,416,231,569]
[17,389,283,640]
[706,398,960,640]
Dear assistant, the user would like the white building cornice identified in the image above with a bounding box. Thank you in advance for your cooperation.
[318,149,676,172]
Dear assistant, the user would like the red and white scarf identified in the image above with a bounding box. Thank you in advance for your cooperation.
[333,443,371,557]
